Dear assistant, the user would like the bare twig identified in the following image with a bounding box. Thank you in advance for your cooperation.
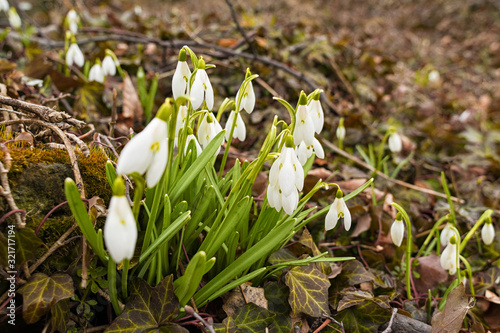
[224,0,257,57]
[0,94,86,128]
[110,88,118,138]
[0,145,25,227]
[184,306,216,333]
[322,313,345,333]
[66,132,91,157]
[382,308,398,333]
[321,139,464,203]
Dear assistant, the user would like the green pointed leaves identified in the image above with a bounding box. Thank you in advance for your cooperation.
[174,251,210,306]
[285,264,331,317]
[106,275,188,332]
[18,273,74,324]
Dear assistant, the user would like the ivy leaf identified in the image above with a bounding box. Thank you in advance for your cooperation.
[333,300,391,333]
[50,299,70,333]
[268,248,297,265]
[264,282,292,333]
[299,228,330,275]
[105,275,188,332]
[337,287,391,312]
[431,284,470,333]
[18,273,74,324]
[234,303,275,333]
[337,260,375,286]
[214,316,237,333]
[0,227,44,268]
[285,264,330,317]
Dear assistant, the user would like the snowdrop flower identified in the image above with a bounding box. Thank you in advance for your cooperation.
[325,189,351,231]
[336,118,345,141]
[66,43,84,67]
[267,137,304,215]
[88,62,104,83]
[185,131,202,157]
[116,102,170,187]
[481,219,495,245]
[191,58,214,110]
[8,7,21,29]
[235,69,255,113]
[308,91,324,134]
[0,0,9,12]
[388,132,402,153]
[293,92,315,147]
[295,138,324,165]
[104,178,137,264]
[440,236,457,275]
[440,222,454,247]
[172,48,191,101]
[66,9,79,34]
[175,104,189,139]
[198,112,224,155]
[390,213,405,247]
[225,110,246,141]
[102,55,116,77]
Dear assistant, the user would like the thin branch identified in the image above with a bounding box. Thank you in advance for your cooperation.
[381,308,399,333]
[321,139,464,203]
[224,0,257,57]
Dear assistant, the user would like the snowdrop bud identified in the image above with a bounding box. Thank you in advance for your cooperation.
[440,235,457,275]
[390,213,405,247]
[325,189,351,231]
[8,7,21,29]
[102,55,116,76]
[66,9,79,34]
[191,58,214,110]
[440,222,454,247]
[172,48,191,101]
[66,43,85,67]
[235,68,256,113]
[104,177,137,264]
[481,218,495,245]
[225,110,246,141]
[308,90,324,134]
[293,91,315,146]
[0,0,10,12]
[88,62,104,83]
[198,112,224,155]
[388,132,402,153]
[336,117,345,141]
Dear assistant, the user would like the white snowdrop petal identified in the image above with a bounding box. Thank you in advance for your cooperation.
[482,223,495,245]
[283,190,298,215]
[145,139,168,187]
[244,83,255,114]
[116,130,153,176]
[279,161,295,196]
[312,138,324,159]
[325,205,339,231]
[390,220,405,247]
[190,72,205,109]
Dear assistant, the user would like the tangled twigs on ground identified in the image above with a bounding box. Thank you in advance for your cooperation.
[0,145,25,227]
[0,94,86,128]
[184,306,216,333]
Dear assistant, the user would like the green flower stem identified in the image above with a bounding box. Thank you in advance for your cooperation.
[107,259,122,315]
[449,225,461,281]
[459,209,493,253]
[391,202,413,300]
[459,255,475,301]
[219,109,239,179]
[416,214,449,257]
[376,130,391,170]
[129,173,145,227]
[121,259,129,299]
[440,172,456,224]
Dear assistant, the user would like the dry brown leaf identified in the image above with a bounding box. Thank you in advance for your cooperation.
[221,283,267,318]
[431,284,470,333]
[351,214,371,237]
[414,254,449,295]
[122,73,143,128]
[485,290,500,305]
[15,132,34,147]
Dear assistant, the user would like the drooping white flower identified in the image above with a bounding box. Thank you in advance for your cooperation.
[65,43,84,67]
[293,92,315,147]
[197,112,224,155]
[295,138,324,165]
[325,190,351,231]
[440,223,454,247]
[0,0,10,12]
[440,238,457,275]
[308,92,324,134]
[88,63,104,83]
[388,132,402,153]
[8,7,21,29]
[116,109,169,187]
[235,73,255,113]
[225,110,246,141]
[482,221,495,245]
[102,55,116,77]
[185,133,202,157]
[267,141,304,215]
[336,118,345,141]
[390,216,405,247]
[191,58,214,110]
[104,192,137,264]
[172,49,192,101]
[175,105,189,139]
[66,9,79,34]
